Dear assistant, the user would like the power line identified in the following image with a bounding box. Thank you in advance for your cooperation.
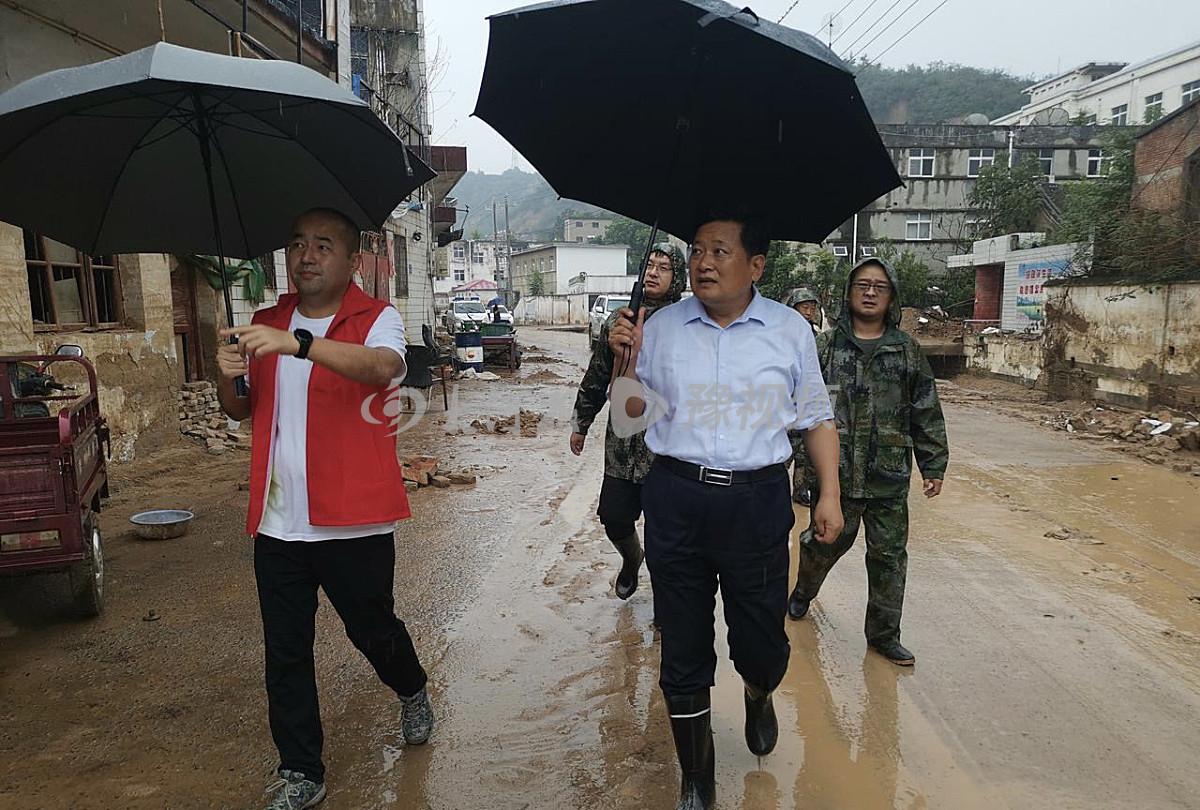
[832,0,883,46]
[847,0,923,62]
[860,0,952,69]
[777,0,802,23]
[839,0,904,56]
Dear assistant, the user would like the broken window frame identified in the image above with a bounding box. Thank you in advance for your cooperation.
[24,231,123,332]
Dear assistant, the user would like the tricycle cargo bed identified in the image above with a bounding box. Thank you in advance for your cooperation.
[0,450,66,518]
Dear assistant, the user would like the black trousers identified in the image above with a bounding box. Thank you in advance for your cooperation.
[642,460,795,697]
[596,474,642,542]
[254,533,428,782]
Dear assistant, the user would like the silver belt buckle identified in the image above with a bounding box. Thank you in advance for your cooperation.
[699,465,734,486]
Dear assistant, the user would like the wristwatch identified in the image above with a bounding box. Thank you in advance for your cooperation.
[293,328,314,360]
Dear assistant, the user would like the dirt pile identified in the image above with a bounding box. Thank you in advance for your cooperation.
[900,306,964,341]
[1044,405,1200,472]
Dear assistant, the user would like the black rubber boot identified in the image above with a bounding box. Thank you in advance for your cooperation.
[787,586,810,620]
[666,692,715,810]
[611,531,644,600]
[743,682,778,756]
[869,640,916,666]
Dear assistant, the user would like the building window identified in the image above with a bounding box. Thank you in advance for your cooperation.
[1082,113,1097,125]
[967,148,995,177]
[832,245,849,257]
[907,147,935,178]
[1038,148,1055,179]
[963,216,982,238]
[591,221,599,228]
[24,232,122,329]
[576,236,583,242]
[905,213,932,241]
[575,221,583,227]
[472,248,484,264]
[452,243,465,259]
[393,235,408,298]
[1110,104,1128,126]
[1182,80,1200,105]
[1087,149,1106,177]
[859,245,877,257]
[1144,92,1163,122]
[454,265,465,282]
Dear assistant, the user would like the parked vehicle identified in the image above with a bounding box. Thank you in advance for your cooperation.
[588,294,630,343]
[444,299,489,332]
[0,346,110,617]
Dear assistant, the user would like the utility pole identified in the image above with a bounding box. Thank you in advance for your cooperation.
[492,202,501,288]
[1007,128,1016,168]
[851,212,859,262]
[504,196,513,295]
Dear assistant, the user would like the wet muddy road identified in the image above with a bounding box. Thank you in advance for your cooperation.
[2,327,1199,810]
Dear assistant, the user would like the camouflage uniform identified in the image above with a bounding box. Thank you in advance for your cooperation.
[791,257,949,646]
[570,247,687,483]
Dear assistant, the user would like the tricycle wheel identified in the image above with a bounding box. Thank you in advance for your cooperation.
[69,522,104,618]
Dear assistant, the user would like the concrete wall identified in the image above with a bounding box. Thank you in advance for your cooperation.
[965,333,1046,386]
[514,294,589,325]
[1044,280,1200,408]
[564,218,612,242]
[567,274,636,296]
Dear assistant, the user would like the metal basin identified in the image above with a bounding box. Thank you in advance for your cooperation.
[129,509,194,540]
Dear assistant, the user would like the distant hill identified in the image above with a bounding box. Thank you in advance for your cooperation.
[855,61,1031,124]
[450,63,1035,239]
[447,169,609,242]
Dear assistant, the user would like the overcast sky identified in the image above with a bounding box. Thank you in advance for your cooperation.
[424,0,1198,173]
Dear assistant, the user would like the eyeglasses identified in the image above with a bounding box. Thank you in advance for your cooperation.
[851,281,891,294]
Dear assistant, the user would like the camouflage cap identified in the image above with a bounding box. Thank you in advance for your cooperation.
[784,286,820,307]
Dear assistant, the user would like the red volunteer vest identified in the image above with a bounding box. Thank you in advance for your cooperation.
[244,283,411,536]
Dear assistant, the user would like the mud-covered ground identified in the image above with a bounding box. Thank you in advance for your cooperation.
[2,327,1198,810]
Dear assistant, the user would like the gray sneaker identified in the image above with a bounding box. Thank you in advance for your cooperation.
[263,770,326,810]
[400,687,434,744]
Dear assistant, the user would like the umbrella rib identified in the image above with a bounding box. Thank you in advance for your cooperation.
[206,120,254,259]
[87,90,197,254]
[211,94,378,225]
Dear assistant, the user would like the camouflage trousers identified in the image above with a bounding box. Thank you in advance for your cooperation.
[794,496,909,646]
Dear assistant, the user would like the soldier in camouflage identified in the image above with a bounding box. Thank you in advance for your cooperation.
[788,257,948,666]
[783,286,825,334]
[570,244,687,599]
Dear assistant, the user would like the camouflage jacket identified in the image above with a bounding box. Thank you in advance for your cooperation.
[571,304,668,482]
[792,257,949,500]
[570,247,687,482]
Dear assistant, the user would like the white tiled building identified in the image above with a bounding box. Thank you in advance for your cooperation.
[994,39,1200,126]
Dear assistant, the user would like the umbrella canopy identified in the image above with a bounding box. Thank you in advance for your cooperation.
[0,42,435,259]
[475,0,900,243]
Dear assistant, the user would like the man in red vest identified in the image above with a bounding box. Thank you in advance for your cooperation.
[216,208,431,810]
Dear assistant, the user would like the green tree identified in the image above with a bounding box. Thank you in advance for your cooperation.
[528,271,546,296]
[757,241,801,301]
[874,241,931,308]
[1052,128,1135,250]
[967,155,1045,238]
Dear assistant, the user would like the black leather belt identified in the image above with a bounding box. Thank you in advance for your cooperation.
[657,456,786,487]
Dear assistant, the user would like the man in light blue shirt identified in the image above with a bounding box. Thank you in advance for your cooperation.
[609,211,844,810]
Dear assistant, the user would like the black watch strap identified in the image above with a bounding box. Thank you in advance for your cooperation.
[293,328,314,360]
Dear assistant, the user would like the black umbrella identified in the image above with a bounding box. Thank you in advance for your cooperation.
[0,42,435,393]
[475,0,901,311]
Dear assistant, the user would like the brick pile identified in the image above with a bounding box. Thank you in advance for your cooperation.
[177,381,245,455]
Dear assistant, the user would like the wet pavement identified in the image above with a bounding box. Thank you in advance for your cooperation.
[2,326,1199,809]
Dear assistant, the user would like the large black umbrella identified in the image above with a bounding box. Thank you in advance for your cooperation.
[475,0,901,309]
[0,41,435,383]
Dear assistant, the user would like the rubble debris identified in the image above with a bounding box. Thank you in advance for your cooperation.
[1044,527,1104,545]
[448,472,477,485]
[178,381,245,450]
[430,475,452,489]
[520,408,542,438]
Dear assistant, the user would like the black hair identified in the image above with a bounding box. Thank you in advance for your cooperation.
[299,207,360,254]
[692,208,771,258]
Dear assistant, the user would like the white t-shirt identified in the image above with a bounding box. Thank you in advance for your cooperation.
[256,306,406,542]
